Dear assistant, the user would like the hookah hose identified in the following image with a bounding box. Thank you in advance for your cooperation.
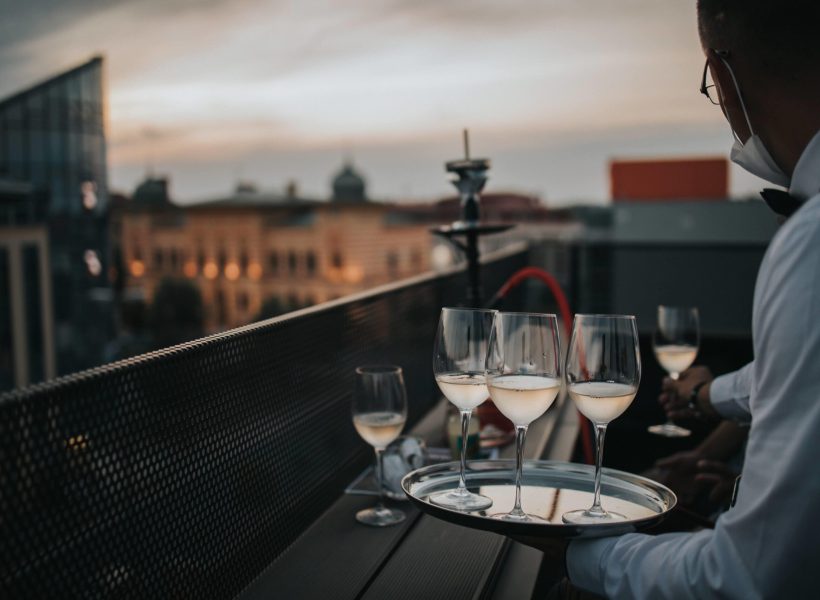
[487,267,595,465]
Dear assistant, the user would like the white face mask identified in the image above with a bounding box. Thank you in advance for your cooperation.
[719,56,791,187]
[730,136,791,187]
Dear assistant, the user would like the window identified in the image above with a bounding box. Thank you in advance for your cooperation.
[306,251,316,277]
[170,248,179,272]
[331,251,343,269]
[288,251,297,275]
[239,248,249,275]
[215,289,226,327]
[411,248,422,269]
[387,251,399,276]
[197,248,206,272]
[217,248,227,275]
[268,252,279,274]
[153,248,163,271]
[236,291,249,313]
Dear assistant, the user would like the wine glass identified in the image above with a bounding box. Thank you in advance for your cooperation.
[430,307,496,511]
[648,306,699,438]
[352,365,408,527]
[563,314,640,524]
[485,312,561,522]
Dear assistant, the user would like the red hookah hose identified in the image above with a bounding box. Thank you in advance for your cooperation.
[489,267,595,465]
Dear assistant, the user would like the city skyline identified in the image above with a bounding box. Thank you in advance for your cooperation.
[0,0,769,204]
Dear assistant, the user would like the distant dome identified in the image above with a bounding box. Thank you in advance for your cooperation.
[331,162,367,203]
[132,176,171,206]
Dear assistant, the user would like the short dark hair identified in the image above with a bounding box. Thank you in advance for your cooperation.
[697,0,820,80]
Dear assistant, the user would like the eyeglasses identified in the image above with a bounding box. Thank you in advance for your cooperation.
[699,59,721,105]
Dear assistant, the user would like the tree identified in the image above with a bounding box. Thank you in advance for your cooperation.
[148,278,204,349]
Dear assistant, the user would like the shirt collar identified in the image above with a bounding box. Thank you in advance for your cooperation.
[789,129,820,200]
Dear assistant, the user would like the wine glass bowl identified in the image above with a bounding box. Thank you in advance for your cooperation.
[352,365,408,527]
[648,306,699,438]
[563,314,640,524]
[430,307,496,511]
[486,312,561,522]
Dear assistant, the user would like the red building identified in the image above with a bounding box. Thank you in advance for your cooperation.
[610,157,729,202]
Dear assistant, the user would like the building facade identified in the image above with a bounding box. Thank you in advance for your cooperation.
[118,168,432,332]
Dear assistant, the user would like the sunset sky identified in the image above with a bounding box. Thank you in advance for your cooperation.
[0,0,768,204]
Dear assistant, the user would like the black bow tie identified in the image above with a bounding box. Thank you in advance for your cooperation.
[760,188,804,218]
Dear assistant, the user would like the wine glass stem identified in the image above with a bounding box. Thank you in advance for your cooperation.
[374,447,385,508]
[458,410,471,493]
[666,372,680,424]
[512,425,527,517]
[591,424,607,514]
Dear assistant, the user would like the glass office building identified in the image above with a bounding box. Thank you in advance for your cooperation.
[0,56,113,383]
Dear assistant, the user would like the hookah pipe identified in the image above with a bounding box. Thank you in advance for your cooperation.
[487,267,596,465]
[434,131,594,464]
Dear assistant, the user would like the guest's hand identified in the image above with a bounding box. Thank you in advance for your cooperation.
[652,450,704,505]
[695,459,739,507]
[659,366,714,420]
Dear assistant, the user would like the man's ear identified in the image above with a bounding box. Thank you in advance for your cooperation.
[708,50,752,141]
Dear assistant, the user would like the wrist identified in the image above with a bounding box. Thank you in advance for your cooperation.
[696,381,719,419]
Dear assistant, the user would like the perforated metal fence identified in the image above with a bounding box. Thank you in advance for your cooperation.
[0,248,527,599]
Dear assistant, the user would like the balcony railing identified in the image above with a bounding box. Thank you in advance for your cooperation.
[0,245,528,599]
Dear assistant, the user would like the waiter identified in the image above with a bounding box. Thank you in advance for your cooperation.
[522,2,820,597]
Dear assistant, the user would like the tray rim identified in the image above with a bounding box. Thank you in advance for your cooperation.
[401,459,678,538]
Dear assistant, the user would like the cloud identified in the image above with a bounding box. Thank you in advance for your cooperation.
[1,0,721,203]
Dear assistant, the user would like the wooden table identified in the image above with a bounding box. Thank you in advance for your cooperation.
[239,395,579,600]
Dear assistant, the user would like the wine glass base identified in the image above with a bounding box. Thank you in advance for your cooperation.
[562,508,627,524]
[429,489,493,511]
[648,423,691,438]
[490,511,547,523]
[356,505,406,527]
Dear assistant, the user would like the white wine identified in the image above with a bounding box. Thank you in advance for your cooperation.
[487,375,561,426]
[654,344,697,376]
[353,411,406,449]
[569,381,637,424]
[436,373,489,411]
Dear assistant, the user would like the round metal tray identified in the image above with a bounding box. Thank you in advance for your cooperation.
[401,459,676,538]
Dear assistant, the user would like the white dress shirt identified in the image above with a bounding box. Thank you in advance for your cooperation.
[710,362,754,423]
[566,130,820,599]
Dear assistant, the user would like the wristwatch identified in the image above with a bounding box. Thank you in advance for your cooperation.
[689,381,708,413]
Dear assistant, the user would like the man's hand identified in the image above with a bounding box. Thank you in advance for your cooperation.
[658,366,714,420]
[651,450,704,505]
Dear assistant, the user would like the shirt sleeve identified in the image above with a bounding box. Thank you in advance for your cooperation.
[565,198,820,599]
[709,361,754,422]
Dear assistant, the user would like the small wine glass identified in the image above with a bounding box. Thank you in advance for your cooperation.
[352,365,408,527]
[486,312,561,522]
[430,307,496,511]
[563,314,641,524]
[648,306,699,438]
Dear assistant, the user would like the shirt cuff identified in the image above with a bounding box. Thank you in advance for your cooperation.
[566,536,620,596]
[709,373,751,422]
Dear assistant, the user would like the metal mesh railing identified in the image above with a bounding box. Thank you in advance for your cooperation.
[0,247,527,599]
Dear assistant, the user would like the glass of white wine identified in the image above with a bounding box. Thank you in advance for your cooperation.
[352,365,408,527]
[648,305,699,438]
[430,307,496,511]
[563,314,641,524]
[486,312,562,522]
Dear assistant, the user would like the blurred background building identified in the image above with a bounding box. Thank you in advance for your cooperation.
[113,163,435,334]
[0,57,112,388]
